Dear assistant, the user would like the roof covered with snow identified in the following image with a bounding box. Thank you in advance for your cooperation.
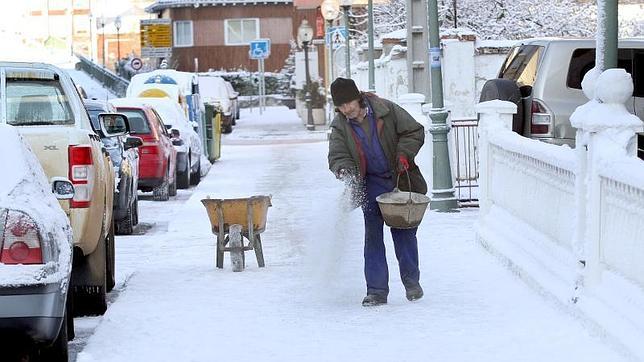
[146,0,292,11]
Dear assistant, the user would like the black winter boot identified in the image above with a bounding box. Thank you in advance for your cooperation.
[405,285,424,301]
[362,294,387,306]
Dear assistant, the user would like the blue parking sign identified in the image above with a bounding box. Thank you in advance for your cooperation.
[249,39,271,59]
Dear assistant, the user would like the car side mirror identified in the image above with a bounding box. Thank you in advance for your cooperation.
[51,177,74,200]
[99,113,129,137]
[172,138,184,146]
[124,136,143,150]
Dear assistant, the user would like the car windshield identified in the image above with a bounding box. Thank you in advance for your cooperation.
[117,109,151,134]
[499,44,543,87]
[6,78,73,126]
[199,77,229,99]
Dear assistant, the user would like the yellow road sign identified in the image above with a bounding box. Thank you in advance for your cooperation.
[140,19,172,49]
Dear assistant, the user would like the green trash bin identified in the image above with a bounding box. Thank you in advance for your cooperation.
[205,103,222,162]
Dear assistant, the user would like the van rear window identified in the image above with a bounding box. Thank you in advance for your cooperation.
[567,48,636,91]
[499,45,543,87]
[6,79,73,126]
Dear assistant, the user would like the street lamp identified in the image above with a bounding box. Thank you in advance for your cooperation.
[339,0,352,78]
[114,16,122,63]
[298,19,315,131]
[99,16,106,67]
[428,0,457,211]
[321,0,340,85]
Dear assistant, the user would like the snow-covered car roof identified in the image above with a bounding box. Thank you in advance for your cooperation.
[127,69,197,98]
[0,124,72,287]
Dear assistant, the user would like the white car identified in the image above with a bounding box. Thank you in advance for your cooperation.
[111,97,203,188]
[224,80,240,122]
[0,124,74,360]
[198,75,235,133]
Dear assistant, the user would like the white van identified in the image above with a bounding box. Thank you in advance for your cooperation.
[481,38,644,146]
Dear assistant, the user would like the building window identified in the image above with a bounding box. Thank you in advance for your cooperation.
[225,18,259,45]
[174,21,193,47]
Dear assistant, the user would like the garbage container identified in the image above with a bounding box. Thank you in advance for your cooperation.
[205,103,222,162]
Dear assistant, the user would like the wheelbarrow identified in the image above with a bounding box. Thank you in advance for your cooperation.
[201,195,272,271]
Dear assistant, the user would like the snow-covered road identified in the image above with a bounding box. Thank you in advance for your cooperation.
[70,106,626,362]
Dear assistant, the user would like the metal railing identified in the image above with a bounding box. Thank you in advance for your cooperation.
[452,119,479,206]
[75,55,129,98]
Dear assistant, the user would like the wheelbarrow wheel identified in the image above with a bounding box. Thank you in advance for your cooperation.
[229,224,244,272]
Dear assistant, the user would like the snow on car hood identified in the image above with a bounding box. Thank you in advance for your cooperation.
[0,125,73,288]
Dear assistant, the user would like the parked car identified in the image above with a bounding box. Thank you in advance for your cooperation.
[84,99,143,234]
[480,38,644,146]
[112,97,203,188]
[224,80,240,123]
[127,70,206,137]
[0,124,74,360]
[0,62,125,316]
[198,75,235,133]
[108,99,179,200]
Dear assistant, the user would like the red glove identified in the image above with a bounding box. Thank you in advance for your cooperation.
[397,154,410,174]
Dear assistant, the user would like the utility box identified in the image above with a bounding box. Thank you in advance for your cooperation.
[205,103,222,162]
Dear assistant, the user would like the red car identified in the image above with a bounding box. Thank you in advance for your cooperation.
[111,102,178,201]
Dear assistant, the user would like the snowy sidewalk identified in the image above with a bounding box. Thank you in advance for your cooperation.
[76,107,625,362]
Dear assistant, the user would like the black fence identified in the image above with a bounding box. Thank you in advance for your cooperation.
[75,55,130,98]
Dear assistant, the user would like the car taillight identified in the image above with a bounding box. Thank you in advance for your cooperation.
[530,100,552,135]
[1,211,43,264]
[69,145,94,208]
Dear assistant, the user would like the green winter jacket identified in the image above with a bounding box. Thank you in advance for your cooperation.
[328,93,427,194]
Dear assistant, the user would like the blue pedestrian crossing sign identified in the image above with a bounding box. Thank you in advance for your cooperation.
[249,39,271,59]
[326,26,347,50]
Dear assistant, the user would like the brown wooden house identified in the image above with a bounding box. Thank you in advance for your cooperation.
[145,0,324,75]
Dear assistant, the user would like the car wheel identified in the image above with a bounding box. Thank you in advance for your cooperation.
[169,168,178,196]
[115,206,134,235]
[153,172,170,201]
[106,220,116,293]
[39,310,68,361]
[479,78,525,135]
[190,159,201,186]
[177,157,190,189]
[73,229,108,316]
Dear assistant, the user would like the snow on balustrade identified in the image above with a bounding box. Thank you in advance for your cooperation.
[476,68,644,360]
[599,158,644,288]
[487,135,576,251]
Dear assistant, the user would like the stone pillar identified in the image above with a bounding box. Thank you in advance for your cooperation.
[405,0,429,101]
[475,100,517,214]
[570,68,644,286]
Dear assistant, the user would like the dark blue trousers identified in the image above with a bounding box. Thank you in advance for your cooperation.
[362,175,420,297]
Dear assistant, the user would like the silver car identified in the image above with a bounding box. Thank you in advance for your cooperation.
[481,38,644,146]
[0,125,74,360]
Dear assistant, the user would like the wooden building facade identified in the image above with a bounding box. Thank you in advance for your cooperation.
[146,1,324,75]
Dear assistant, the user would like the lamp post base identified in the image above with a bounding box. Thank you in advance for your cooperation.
[306,124,316,131]
[429,107,458,212]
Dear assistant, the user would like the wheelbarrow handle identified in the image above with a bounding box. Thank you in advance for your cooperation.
[394,169,413,204]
